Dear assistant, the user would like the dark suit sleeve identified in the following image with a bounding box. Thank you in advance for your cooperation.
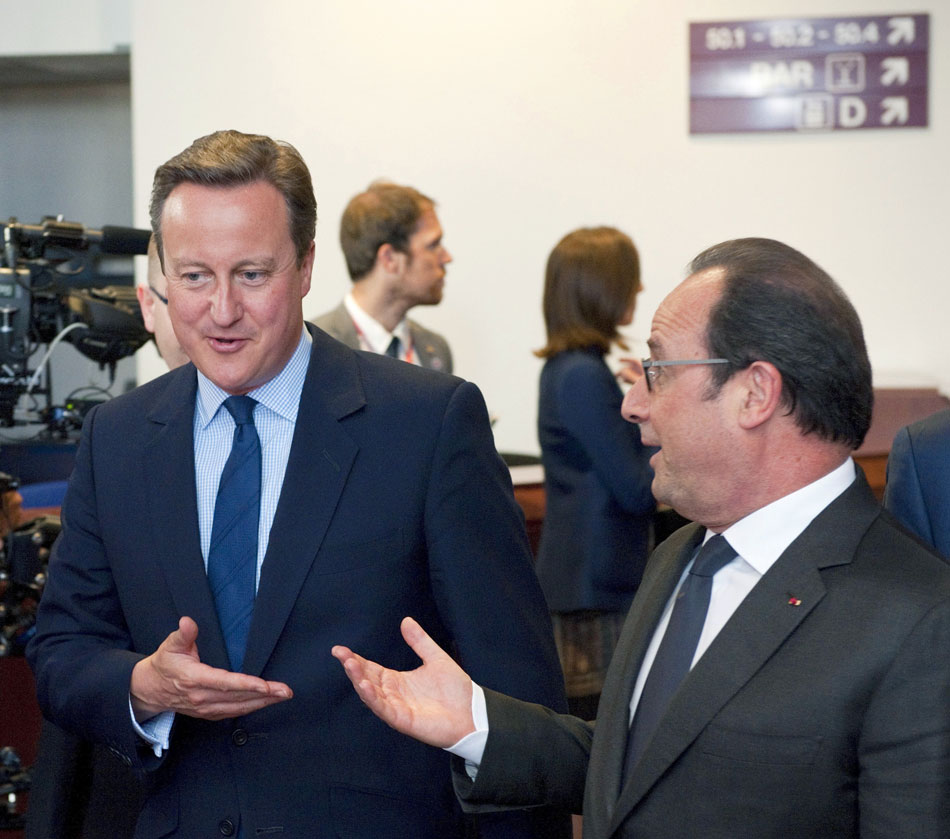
[27,406,157,771]
[423,381,571,835]
[858,597,950,837]
[555,361,654,515]
[453,688,592,814]
[423,381,567,707]
[883,426,934,548]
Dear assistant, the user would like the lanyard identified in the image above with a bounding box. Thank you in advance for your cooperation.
[351,319,415,364]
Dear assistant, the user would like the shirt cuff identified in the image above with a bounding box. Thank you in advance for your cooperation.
[130,697,174,758]
[444,683,488,780]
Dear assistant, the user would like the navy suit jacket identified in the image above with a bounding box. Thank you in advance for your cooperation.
[535,350,655,613]
[29,326,567,838]
[455,472,950,837]
[884,408,950,558]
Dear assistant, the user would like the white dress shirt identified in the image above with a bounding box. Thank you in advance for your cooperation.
[343,292,418,365]
[451,457,856,767]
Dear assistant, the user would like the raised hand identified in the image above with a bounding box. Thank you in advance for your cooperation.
[130,616,293,721]
[332,616,475,748]
[616,357,644,386]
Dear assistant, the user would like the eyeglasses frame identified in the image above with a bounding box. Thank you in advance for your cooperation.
[148,284,169,305]
[641,358,730,392]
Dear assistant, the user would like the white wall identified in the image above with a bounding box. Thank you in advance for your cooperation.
[131,0,948,454]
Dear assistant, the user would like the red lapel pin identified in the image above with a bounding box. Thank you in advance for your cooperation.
[787,596,802,607]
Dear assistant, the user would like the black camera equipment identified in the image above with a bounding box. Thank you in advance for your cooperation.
[0,216,152,430]
[0,746,29,831]
[0,471,59,658]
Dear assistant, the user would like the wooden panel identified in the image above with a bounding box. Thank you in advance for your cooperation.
[858,388,950,455]
[515,387,949,526]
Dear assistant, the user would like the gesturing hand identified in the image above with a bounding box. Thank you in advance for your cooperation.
[616,357,645,386]
[130,616,292,721]
[332,616,475,748]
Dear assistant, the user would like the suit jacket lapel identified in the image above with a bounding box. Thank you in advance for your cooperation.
[144,366,231,669]
[328,303,361,351]
[409,323,433,369]
[608,472,881,835]
[241,327,364,676]
[583,524,703,836]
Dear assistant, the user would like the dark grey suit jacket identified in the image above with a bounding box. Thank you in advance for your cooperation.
[312,301,453,373]
[884,408,950,558]
[456,472,950,838]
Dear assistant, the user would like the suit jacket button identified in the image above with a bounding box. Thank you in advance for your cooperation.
[218,818,235,836]
[231,728,248,746]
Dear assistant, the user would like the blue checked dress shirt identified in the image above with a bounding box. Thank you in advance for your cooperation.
[135,328,312,755]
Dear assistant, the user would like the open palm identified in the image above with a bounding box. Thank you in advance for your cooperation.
[332,616,475,748]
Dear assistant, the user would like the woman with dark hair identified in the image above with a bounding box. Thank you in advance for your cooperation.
[534,227,656,719]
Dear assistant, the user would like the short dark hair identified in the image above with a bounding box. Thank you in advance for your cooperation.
[535,226,640,358]
[339,181,434,280]
[691,238,872,450]
[149,130,317,268]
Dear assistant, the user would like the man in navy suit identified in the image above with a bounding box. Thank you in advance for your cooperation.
[334,238,950,838]
[28,130,567,838]
[884,408,950,558]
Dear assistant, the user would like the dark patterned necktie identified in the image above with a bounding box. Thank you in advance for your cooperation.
[385,336,400,358]
[623,534,737,780]
[207,395,261,671]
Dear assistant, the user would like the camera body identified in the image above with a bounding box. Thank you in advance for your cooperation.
[0,216,151,427]
[0,514,60,657]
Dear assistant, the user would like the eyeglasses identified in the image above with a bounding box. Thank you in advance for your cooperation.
[641,358,730,392]
[148,284,169,305]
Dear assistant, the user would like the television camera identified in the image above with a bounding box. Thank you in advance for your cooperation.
[0,471,58,659]
[0,215,152,430]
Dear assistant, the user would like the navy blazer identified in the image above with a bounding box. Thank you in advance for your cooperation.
[456,472,950,837]
[535,349,655,613]
[28,326,567,838]
[884,408,950,559]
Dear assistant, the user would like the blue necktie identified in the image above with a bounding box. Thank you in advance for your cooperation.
[623,534,737,779]
[207,395,261,671]
[385,336,400,358]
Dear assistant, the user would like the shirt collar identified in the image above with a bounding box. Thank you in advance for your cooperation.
[195,326,312,427]
[716,457,856,575]
[344,291,409,353]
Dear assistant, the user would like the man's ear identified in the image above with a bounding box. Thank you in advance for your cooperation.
[736,360,783,430]
[136,284,156,333]
[377,243,406,276]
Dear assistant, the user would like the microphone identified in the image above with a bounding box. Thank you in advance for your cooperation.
[95,226,152,256]
[3,218,151,258]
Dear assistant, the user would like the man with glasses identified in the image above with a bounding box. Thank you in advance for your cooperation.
[136,235,190,369]
[333,237,950,838]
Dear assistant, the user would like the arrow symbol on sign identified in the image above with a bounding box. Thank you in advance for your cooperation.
[887,17,915,45]
[881,57,909,86]
[881,97,909,125]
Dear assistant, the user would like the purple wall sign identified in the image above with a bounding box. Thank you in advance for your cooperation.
[689,14,929,134]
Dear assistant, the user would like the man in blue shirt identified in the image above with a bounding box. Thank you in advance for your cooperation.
[29,130,567,838]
